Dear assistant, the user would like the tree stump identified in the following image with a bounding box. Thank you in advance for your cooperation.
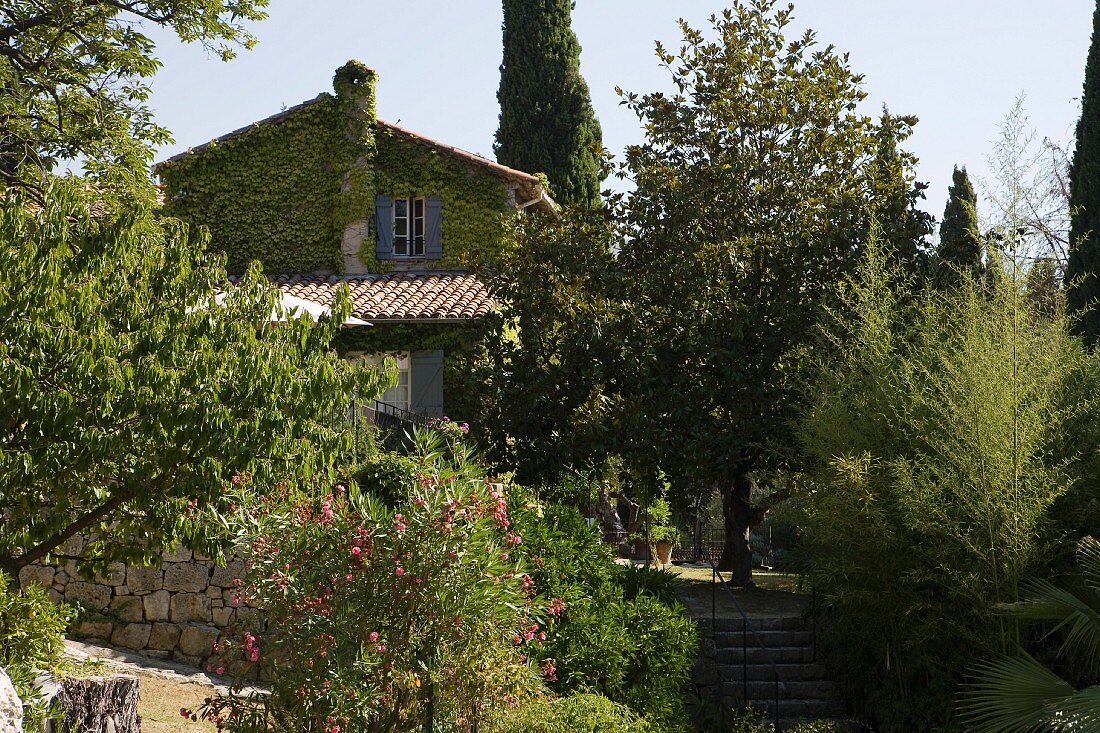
[41,675,140,733]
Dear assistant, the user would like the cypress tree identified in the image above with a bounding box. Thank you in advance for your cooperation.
[937,166,983,284]
[1066,0,1100,346]
[495,0,603,207]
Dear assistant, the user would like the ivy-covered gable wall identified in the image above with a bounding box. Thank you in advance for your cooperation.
[157,61,517,277]
[367,129,514,273]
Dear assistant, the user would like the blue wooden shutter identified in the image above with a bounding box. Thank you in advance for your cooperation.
[375,195,393,260]
[411,350,444,416]
[425,195,443,260]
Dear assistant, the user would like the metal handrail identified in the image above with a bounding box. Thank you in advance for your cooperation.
[701,550,791,730]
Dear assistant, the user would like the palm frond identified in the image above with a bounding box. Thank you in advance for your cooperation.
[960,654,1076,733]
[1046,684,1100,733]
[1005,578,1100,673]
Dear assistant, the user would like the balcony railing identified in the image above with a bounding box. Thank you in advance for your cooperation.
[362,400,432,433]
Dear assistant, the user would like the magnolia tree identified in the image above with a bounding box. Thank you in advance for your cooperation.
[194,431,558,733]
[0,183,385,584]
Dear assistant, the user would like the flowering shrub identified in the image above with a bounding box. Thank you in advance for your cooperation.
[194,431,548,732]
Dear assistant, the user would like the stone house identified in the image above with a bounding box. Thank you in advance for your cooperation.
[155,60,555,422]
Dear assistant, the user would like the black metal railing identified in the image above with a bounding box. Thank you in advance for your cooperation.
[362,400,432,432]
[701,550,789,730]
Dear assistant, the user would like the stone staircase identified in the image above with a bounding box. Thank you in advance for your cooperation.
[697,616,852,731]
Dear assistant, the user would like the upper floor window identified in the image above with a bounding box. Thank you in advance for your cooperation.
[375,194,442,262]
[393,196,425,257]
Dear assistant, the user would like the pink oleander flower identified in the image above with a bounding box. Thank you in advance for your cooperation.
[369,631,379,642]
[395,567,405,577]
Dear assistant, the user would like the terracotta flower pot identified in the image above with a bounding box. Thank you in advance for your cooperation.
[654,540,674,567]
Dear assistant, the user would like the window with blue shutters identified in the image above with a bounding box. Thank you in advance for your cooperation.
[376,194,443,260]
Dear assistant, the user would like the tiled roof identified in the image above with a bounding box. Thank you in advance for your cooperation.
[268,272,497,322]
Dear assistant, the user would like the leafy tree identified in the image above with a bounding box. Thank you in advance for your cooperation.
[613,2,918,582]
[0,0,268,201]
[481,209,619,487]
[1067,0,1100,347]
[937,165,984,283]
[495,0,603,207]
[962,537,1100,733]
[0,183,383,585]
[870,108,934,274]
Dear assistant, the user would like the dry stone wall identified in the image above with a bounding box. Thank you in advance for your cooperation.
[19,537,250,668]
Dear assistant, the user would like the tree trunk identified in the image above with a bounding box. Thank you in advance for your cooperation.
[39,675,141,733]
[718,470,755,586]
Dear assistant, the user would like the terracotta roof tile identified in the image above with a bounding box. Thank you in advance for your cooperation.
[267,272,497,322]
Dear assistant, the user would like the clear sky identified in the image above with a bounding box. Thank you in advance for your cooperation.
[147,1,1094,225]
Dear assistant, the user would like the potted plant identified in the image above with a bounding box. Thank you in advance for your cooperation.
[632,498,680,568]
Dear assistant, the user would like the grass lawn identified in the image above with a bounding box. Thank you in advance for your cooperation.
[670,565,811,619]
[138,673,216,732]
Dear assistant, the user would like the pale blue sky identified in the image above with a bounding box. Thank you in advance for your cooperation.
[148,1,1093,223]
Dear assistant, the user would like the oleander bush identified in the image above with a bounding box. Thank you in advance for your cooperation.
[195,431,547,732]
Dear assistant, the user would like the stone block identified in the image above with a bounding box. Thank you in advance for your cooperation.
[147,623,181,651]
[63,561,87,583]
[164,563,209,593]
[210,560,245,589]
[94,562,126,587]
[211,607,233,627]
[162,545,192,563]
[53,569,69,585]
[110,623,151,650]
[0,665,21,733]
[178,625,219,658]
[109,596,144,623]
[57,535,84,556]
[19,565,54,590]
[143,590,170,622]
[171,652,202,669]
[65,582,111,611]
[74,620,114,640]
[126,565,162,594]
[170,593,210,623]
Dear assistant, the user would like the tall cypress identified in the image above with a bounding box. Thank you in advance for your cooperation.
[1066,0,1100,346]
[495,0,603,207]
[937,166,983,283]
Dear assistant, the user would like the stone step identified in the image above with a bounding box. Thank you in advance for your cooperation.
[712,616,808,633]
[719,662,830,681]
[729,680,838,700]
[717,645,815,665]
[714,629,815,647]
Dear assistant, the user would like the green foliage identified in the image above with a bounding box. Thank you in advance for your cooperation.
[614,565,681,606]
[510,501,697,731]
[869,108,935,274]
[347,451,421,506]
[795,242,1094,731]
[481,209,619,485]
[0,181,384,579]
[961,536,1100,733]
[613,0,924,582]
[937,165,984,285]
[496,0,603,207]
[199,430,542,732]
[490,694,651,733]
[159,68,515,276]
[0,575,74,730]
[697,705,838,733]
[1067,0,1100,348]
[631,497,679,548]
[0,0,268,201]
